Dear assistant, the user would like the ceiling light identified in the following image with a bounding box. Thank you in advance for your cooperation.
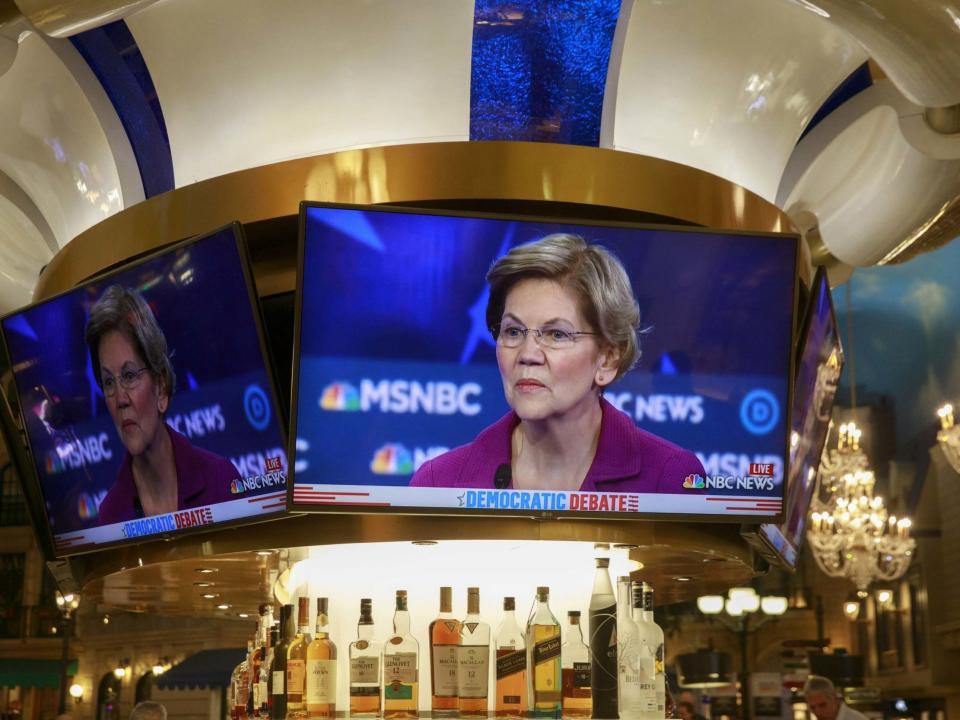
[696,596,725,615]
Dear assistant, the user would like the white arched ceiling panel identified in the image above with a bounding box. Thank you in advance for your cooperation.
[0,31,125,251]
[780,87,960,267]
[126,0,475,186]
[0,193,53,312]
[605,0,866,203]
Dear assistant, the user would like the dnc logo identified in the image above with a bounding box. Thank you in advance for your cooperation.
[370,443,414,475]
[683,474,705,489]
[320,382,361,411]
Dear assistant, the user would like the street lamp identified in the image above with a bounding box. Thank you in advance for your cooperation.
[55,591,80,715]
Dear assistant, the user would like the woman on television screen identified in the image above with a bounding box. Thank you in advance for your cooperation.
[410,234,705,493]
[86,285,240,525]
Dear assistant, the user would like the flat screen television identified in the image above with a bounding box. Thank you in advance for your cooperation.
[290,203,799,521]
[747,268,843,566]
[0,224,288,556]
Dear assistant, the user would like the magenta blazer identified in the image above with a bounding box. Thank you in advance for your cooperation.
[410,398,705,493]
[98,426,241,524]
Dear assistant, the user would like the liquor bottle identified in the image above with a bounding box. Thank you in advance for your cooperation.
[349,598,381,717]
[527,586,561,718]
[642,584,665,719]
[306,597,337,718]
[383,589,419,718]
[561,611,592,719]
[429,586,460,716]
[250,605,272,718]
[495,597,527,719]
[616,577,644,720]
[631,584,662,720]
[287,597,312,720]
[272,605,295,720]
[263,626,279,718]
[589,557,618,718]
[231,640,252,720]
[459,587,491,717]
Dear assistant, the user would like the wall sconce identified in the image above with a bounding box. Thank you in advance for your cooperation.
[152,661,166,676]
[69,684,84,703]
[114,659,130,680]
[876,588,895,610]
[843,594,861,620]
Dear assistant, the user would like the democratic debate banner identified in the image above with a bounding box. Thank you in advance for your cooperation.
[292,205,797,520]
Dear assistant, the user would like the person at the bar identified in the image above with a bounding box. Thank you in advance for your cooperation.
[803,676,868,720]
[87,285,240,525]
[410,233,705,492]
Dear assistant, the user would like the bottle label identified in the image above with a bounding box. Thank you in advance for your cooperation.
[533,636,561,665]
[306,659,336,704]
[272,671,285,695]
[384,652,417,684]
[253,682,261,708]
[287,659,305,700]
[350,687,380,697]
[257,680,267,705]
[431,645,458,697]
[385,681,413,700]
[458,646,489,697]
[350,655,379,684]
[496,649,526,679]
[572,662,591,689]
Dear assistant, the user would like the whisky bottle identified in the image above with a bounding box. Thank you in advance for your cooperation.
[589,558,618,718]
[495,597,527,719]
[287,597,312,719]
[616,577,644,720]
[250,605,272,718]
[349,598,381,718]
[232,639,253,720]
[429,586,460,716]
[383,590,419,718]
[263,626,279,718]
[306,597,337,718]
[561,611,592,719]
[459,587,491,717]
[272,605,295,720]
[527,586,561,718]
[631,584,662,720]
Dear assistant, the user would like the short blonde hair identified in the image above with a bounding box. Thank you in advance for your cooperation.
[486,233,641,381]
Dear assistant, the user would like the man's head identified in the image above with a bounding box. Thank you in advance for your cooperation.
[804,675,841,720]
[678,701,697,720]
[130,701,167,720]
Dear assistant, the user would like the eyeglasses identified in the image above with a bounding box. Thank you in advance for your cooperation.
[101,367,150,397]
[493,323,597,350]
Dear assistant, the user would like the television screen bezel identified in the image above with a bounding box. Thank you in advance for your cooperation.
[744,266,844,567]
[0,221,291,558]
[288,200,801,523]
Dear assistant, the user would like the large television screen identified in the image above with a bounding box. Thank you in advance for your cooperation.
[0,224,288,556]
[752,268,843,566]
[291,203,798,520]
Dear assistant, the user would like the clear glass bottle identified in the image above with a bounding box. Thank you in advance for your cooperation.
[263,626,279,718]
[287,597,312,720]
[231,640,253,720]
[383,589,419,718]
[349,598,381,717]
[459,587,491,717]
[642,584,665,719]
[631,584,661,720]
[589,557,618,719]
[250,605,273,718]
[306,597,337,718]
[272,605,295,720]
[429,586,460,716]
[495,597,527,719]
[561,611,592,719]
[617,577,643,720]
[527,586,561,718]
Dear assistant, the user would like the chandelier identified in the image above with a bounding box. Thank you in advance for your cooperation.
[936,404,960,474]
[817,422,869,484]
[808,466,915,591]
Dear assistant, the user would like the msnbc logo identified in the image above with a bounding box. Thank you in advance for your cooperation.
[320,382,361,411]
[370,443,414,475]
[683,474,705,489]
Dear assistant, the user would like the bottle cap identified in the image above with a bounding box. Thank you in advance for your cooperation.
[568,610,580,617]
[503,597,515,611]
[537,586,550,595]
[316,597,329,614]
[440,586,452,611]
[618,576,631,583]
[596,557,610,568]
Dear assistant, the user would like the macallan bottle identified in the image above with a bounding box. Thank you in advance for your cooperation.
[589,557,618,718]
[287,597,312,719]
[383,590,419,719]
[561,611,592,719]
[459,587,491,717]
[272,605,295,720]
[429,586,460,716]
[495,597,527,719]
[349,599,381,717]
[306,597,337,718]
[527,586,561,718]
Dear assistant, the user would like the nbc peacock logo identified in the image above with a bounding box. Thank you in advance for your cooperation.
[370,443,414,475]
[230,478,245,495]
[320,381,360,411]
[44,450,64,475]
[683,474,705,489]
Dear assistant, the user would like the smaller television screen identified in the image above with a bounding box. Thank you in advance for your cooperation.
[754,268,843,567]
[0,224,288,556]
